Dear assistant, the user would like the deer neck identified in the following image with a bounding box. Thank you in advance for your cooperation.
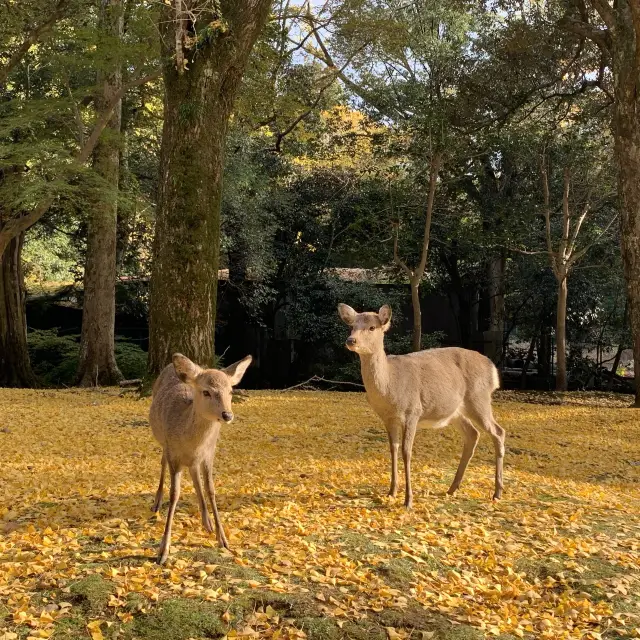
[359,346,390,396]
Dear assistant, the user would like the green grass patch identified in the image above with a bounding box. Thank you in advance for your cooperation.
[69,574,115,615]
[125,599,225,640]
[375,557,416,588]
[338,531,380,559]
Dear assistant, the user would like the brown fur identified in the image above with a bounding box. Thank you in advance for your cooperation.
[338,303,505,507]
[149,353,252,564]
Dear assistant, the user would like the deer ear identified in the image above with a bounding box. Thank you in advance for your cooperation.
[378,305,392,331]
[338,303,357,326]
[223,355,252,386]
[173,353,200,384]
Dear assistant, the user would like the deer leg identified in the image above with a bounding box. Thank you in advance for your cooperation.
[157,465,182,565]
[402,418,419,509]
[466,403,506,500]
[152,452,166,513]
[189,465,213,534]
[447,417,479,495]
[490,422,506,500]
[203,460,229,550]
[386,421,401,498]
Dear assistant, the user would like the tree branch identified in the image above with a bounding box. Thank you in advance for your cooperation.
[0,69,161,255]
[589,0,615,31]
[65,76,85,147]
[393,223,413,277]
[273,44,366,151]
[541,152,559,278]
[0,0,70,86]
[559,14,611,53]
[415,152,442,280]
[569,212,619,264]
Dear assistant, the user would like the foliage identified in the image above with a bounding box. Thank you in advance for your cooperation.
[27,329,147,386]
[0,389,639,639]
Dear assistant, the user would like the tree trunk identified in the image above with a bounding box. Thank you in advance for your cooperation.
[613,11,640,405]
[148,1,271,374]
[520,333,537,390]
[486,252,506,364]
[410,279,421,352]
[77,0,124,387]
[555,276,568,391]
[608,300,628,390]
[0,233,37,387]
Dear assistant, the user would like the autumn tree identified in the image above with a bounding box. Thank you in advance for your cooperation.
[147,0,272,373]
[0,0,158,386]
[538,152,617,391]
[77,0,125,387]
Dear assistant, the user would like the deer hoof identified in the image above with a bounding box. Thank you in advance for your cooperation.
[157,546,169,565]
[203,516,214,534]
[217,530,230,550]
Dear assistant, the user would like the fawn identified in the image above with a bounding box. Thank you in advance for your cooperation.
[338,303,505,507]
[149,353,252,564]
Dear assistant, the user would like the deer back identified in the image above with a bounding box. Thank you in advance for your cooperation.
[373,347,498,422]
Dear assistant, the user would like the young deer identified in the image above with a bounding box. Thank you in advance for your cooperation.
[149,353,252,564]
[338,303,505,507]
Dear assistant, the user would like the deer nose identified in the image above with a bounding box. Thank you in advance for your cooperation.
[221,411,234,423]
[346,336,356,346]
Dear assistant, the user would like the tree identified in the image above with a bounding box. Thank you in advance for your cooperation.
[526,0,640,402]
[0,0,158,386]
[393,153,442,352]
[77,0,125,387]
[538,156,616,390]
[147,0,272,374]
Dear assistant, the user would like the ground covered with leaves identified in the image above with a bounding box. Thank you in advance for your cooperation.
[0,389,639,640]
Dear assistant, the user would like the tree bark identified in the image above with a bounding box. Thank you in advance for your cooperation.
[612,4,640,405]
[148,0,272,374]
[0,233,37,387]
[555,276,568,391]
[77,0,124,387]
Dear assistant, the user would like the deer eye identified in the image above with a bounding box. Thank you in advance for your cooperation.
[369,326,376,331]
[202,390,211,398]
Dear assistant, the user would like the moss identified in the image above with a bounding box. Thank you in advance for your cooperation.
[52,615,91,638]
[338,531,380,559]
[69,575,115,615]
[375,557,416,588]
[126,599,225,639]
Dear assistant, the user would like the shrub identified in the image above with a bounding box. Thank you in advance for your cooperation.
[27,329,148,386]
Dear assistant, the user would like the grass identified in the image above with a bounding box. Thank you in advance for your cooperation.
[0,389,639,639]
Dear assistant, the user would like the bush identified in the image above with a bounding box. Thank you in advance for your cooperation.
[28,329,148,386]
[114,340,147,380]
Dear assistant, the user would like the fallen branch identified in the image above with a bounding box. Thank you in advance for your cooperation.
[282,376,364,392]
[119,379,142,388]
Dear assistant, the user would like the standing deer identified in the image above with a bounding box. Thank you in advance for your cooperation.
[149,353,252,564]
[338,303,505,507]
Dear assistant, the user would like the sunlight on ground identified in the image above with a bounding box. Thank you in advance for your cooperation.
[0,389,639,639]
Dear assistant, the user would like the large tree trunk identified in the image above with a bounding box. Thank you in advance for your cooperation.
[555,276,568,391]
[0,233,37,387]
[77,0,124,387]
[613,9,640,405]
[148,1,271,374]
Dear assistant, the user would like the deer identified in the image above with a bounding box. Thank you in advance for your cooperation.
[149,352,252,564]
[338,303,505,508]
